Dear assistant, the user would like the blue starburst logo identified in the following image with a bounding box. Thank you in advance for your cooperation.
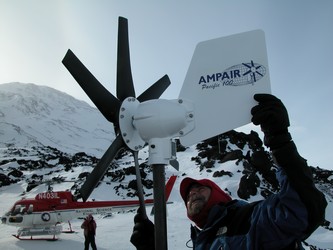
[242,60,264,83]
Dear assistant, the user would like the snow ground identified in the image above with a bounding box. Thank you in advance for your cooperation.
[1,147,332,249]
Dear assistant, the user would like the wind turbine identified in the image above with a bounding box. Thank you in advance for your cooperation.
[62,17,271,250]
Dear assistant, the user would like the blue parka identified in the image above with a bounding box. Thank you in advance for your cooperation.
[190,142,327,250]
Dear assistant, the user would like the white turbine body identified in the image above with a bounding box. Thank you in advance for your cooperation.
[133,99,194,142]
[119,98,194,149]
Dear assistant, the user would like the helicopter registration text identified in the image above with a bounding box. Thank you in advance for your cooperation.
[37,192,60,199]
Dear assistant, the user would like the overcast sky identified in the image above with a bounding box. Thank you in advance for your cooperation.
[1,0,332,170]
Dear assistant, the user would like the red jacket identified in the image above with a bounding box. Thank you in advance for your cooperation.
[81,217,97,236]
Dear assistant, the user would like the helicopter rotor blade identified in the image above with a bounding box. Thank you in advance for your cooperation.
[137,75,171,102]
[117,17,135,101]
[79,135,125,202]
[62,49,120,124]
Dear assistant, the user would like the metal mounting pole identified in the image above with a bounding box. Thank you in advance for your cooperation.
[152,163,167,250]
[148,138,172,250]
[133,151,147,219]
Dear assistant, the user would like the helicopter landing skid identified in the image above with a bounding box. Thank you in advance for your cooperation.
[12,234,58,241]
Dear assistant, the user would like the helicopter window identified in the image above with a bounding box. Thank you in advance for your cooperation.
[9,216,23,223]
[14,205,29,214]
[13,205,21,215]
[27,204,33,214]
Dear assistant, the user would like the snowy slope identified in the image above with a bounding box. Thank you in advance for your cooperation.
[0,82,115,156]
[0,82,332,249]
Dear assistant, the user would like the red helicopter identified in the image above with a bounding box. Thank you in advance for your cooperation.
[1,175,177,240]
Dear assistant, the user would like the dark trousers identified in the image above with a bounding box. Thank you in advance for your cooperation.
[84,234,97,250]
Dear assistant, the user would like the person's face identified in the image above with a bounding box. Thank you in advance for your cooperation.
[186,184,211,216]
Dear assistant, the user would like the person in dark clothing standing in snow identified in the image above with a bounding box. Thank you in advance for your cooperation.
[130,94,327,250]
[81,214,97,250]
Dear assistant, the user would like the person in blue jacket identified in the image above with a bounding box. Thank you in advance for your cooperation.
[130,94,327,250]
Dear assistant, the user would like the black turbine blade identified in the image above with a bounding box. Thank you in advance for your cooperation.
[62,49,120,123]
[137,75,171,102]
[117,16,135,101]
[79,135,125,202]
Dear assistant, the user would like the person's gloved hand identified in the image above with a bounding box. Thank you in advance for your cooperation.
[130,212,155,250]
[251,94,292,149]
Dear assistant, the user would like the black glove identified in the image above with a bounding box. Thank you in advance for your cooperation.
[130,212,155,250]
[251,94,292,149]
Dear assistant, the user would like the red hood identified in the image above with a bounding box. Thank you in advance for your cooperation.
[180,177,232,228]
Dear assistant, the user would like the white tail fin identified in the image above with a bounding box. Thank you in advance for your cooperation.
[179,30,271,146]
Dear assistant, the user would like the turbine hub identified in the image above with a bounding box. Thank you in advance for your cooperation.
[118,97,145,151]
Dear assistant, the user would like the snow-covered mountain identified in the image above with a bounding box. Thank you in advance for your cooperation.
[0,82,115,156]
[0,82,332,249]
